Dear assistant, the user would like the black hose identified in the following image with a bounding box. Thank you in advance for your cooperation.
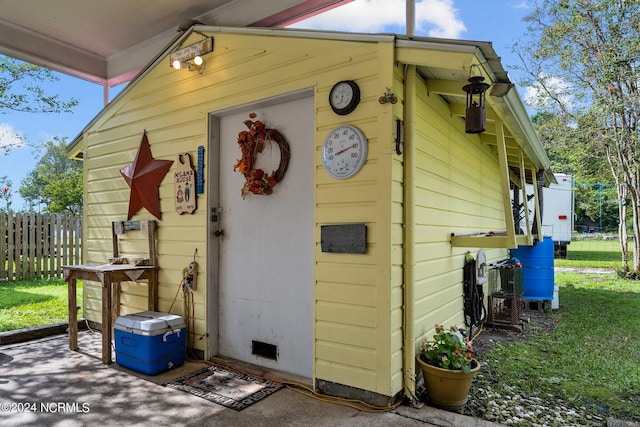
[463,258,486,338]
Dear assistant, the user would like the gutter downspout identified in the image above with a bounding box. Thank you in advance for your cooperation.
[403,64,418,403]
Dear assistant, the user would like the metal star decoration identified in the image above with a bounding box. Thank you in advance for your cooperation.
[120,131,173,220]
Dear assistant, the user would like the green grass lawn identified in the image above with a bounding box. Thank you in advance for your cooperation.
[0,278,82,332]
[555,239,628,269]
[476,240,640,421]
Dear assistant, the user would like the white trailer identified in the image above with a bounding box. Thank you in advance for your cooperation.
[541,173,574,257]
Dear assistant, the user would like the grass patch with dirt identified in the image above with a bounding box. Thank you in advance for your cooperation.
[0,278,82,332]
[469,241,640,424]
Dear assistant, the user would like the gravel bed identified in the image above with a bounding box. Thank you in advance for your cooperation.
[465,374,607,426]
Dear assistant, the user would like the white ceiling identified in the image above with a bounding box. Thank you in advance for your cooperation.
[0,0,349,87]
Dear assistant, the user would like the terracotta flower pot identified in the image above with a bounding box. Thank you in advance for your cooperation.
[416,356,480,411]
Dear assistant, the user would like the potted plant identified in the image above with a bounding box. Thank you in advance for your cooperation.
[416,324,480,411]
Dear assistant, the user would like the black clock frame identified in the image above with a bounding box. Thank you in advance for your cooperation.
[329,80,361,115]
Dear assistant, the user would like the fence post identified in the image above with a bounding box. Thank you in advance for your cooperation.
[35,213,43,277]
[27,212,35,279]
[9,212,17,282]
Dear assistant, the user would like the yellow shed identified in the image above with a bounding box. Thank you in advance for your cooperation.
[67,25,553,405]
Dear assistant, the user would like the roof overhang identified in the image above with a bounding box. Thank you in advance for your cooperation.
[395,36,554,187]
[394,36,554,248]
[0,0,351,87]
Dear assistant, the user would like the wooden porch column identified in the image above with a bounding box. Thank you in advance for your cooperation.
[519,152,533,246]
[495,118,517,248]
[531,167,543,239]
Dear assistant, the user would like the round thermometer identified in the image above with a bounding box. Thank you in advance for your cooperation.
[322,125,368,179]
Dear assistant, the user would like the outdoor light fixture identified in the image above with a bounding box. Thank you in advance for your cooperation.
[462,65,490,134]
[169,37,213,74]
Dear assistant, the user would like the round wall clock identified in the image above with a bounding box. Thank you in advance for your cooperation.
[329,80,360,115]
[322,125,368,179]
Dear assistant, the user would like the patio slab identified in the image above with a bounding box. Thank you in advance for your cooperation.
[0,330,500,427]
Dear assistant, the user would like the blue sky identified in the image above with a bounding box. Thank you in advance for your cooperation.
[0,0,532,210]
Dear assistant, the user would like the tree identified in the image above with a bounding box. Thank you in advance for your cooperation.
[20,137,83,214]
[531,111,619,232]
[516,0,640,273]
[0,55,78,152]
[0,177,13,212]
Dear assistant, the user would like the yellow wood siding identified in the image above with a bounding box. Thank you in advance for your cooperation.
[314,39,397,396]
[408,70,507,348]
[81,31,399,396]
[390,64,407,394]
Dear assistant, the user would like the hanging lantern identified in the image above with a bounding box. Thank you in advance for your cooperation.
[462,73,490,134]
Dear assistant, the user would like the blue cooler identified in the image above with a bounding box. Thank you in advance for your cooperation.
[114,311,186,375]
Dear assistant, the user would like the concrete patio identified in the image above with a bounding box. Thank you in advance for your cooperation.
[0,329,500,426]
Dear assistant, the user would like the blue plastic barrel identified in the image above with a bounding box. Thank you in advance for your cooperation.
[510,237,555,300]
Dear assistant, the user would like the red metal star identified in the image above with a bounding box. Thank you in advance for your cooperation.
[120,131,173,220]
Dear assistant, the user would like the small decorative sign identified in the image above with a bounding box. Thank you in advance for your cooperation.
[175,153,197,214]
[321,224,367,254]
[169,37,214,66]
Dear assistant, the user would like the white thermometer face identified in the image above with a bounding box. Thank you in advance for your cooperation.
[322,125,367,179]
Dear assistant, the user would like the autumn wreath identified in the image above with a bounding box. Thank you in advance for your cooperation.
[234,113,290,198]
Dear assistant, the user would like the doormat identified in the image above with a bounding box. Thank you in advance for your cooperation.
[164,365,283,411]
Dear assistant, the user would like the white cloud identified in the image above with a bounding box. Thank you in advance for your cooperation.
[0,124,24,149]
[523,73,573,109]
[513,1,530,9]
[289,0,466,39]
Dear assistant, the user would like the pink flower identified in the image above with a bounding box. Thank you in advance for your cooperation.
[442,355,448,362]
[467,342,473,350]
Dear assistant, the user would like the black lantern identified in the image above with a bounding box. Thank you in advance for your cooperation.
[463,74,490,134]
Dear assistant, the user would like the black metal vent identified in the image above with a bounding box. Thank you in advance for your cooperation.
[252,340,278,361]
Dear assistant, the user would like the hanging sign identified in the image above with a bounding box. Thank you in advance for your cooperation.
[174,153,197,214]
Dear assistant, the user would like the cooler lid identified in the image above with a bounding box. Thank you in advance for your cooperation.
[115,311,185,332]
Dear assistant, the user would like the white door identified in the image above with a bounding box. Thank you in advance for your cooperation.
[213,95,314,378]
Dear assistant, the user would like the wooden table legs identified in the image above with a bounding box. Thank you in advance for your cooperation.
[67,277,78,351]
[102,272,113,363]
[65,265,158,364]
[66,274,113,363]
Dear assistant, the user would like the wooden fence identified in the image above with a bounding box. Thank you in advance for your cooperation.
[0,212,82,282]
